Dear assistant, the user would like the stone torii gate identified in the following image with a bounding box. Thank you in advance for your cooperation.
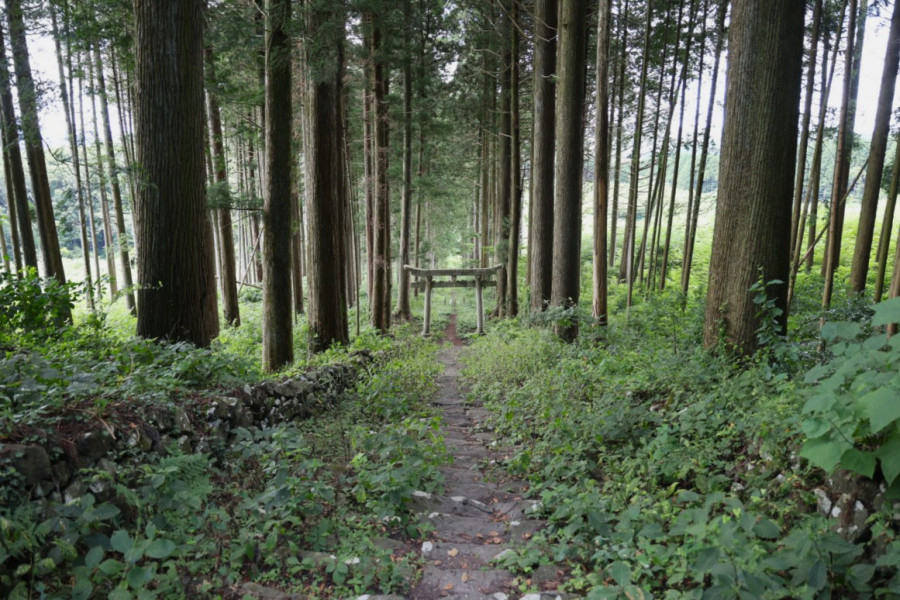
[403,264,504,336]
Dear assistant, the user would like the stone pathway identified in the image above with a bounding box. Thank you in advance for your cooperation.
[405,336,568,600]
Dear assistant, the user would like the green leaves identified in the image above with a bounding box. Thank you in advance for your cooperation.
[800,301,900,490]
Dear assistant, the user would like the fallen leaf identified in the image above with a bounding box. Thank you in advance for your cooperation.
[489,530,501,537]
[448,548,459,557]
[433,560,443,566]
[443,584,454,591]
[461,572,469,583]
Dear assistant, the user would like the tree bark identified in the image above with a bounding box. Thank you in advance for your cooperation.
[550,0,589,342]
[95,45,137,315]
[262,0,294,369]
[369,12,391,332]
[874,135,900,302]
[205,45,241,326]
[87,46,118,297]
[133,0,218,346]
[592,0,611,323]
[703,0,804,354]
[6,0,67,290]
[848,0,900,294]
[397,0,413,321]
[789,0,823,264]
[0,28,36,271]
[303,0,349,352]
[529,0,557,313]
[507,0,522,317]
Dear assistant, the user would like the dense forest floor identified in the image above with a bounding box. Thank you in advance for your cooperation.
[1,275,900,598]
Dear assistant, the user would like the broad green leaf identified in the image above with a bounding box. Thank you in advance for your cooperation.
[876,433,900,484]
[606,561,631,586]
[98,559,124,576]
[872,296,900,327]
[92,503,121,521]
[847,563,875,591]
[752,519,781,540]
[145,539,176,560]
[108,589,133,600]
[127,566,152,590]
[85,546,104,570]
[800,437,846,472]
[840,448,876,478]
[675,490,701,504]
[702,584,736,600]
[861,388,900,433]
[110,530,133,554]
[71,578,93,600]
[693,547,721,573]
[807,559,827,591]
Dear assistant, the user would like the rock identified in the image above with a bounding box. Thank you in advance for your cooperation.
[175,408,192,432]
[240,582,301,600]
[52,461,73,487]
[76,431,114,461]
[372,536,406,552]
[127,426,153,452]
[0,444,52,486]
[812,488,832,515]
[64,478,86,504]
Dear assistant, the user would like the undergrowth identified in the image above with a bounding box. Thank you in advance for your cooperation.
[0,275,448,598]
[461,289,900,599]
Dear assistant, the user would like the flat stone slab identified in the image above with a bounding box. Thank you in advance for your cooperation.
[411,493,496,518]
[421,541,514,568]
[440,466,485,484]
[412,566,515,596]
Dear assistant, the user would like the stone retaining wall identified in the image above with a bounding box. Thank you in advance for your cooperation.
[0,351,374,509]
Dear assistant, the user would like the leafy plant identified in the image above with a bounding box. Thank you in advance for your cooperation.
[800,297,900,499]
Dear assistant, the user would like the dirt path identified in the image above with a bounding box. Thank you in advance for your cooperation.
[405,317,568,600]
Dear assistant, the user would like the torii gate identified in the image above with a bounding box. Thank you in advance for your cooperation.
[403,264,504,336]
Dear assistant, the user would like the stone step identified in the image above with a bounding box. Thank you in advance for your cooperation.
[423,514,545,544]
[412,565,515,597]
[411,491,496,518]
[440,466,485,484]
[421,541,514,568]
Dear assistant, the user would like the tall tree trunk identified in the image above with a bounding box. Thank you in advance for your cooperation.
[875,136,900,303]
[550,0,589,342]
[703,0,804,354]
[95,45,136,315]
[369,12,391,332]
[848,0,900,294]
[609,0,628,269]
[2,149,22,273]
[661,0,699,288]
[822,0,866,308]
[6,0,67,292]
[262,0,294,370]
[303,0,349,351]
[530,0,557,313]
[803,7,842,273]
[789,0,822,263]
[87,45,118,297]
[619,0,653,305]
[50,4,94,309]
[0,36,35,271]
[593,0,611,323]
[396,0,413,321]
[133,0,218,345]
[682,0,725,296]
[206,46,241,326]
[494,3,512,317]
[507,0,522,318]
